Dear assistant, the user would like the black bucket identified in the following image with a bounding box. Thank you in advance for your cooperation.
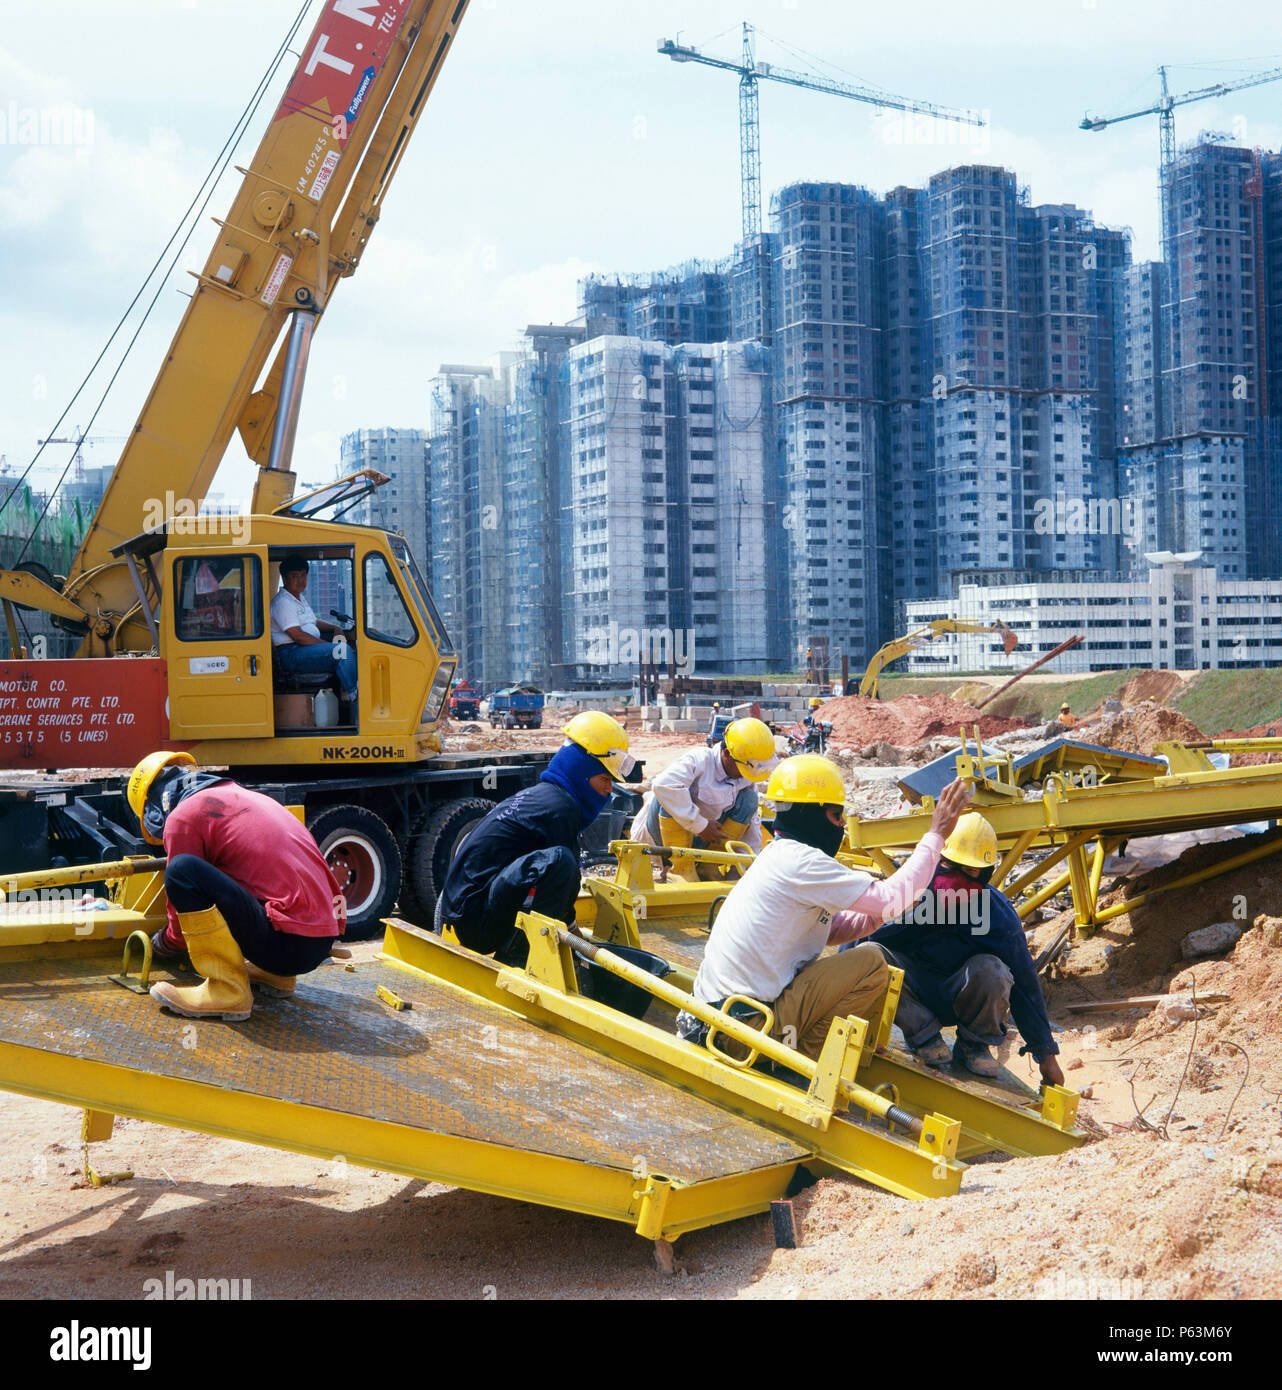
[581,944,672,1020]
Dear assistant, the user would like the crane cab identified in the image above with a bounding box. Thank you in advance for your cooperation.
[113,479,454,768]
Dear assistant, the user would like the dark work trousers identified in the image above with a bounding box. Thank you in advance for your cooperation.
[876,944,1014,1050]
[164,854,334,977]
[453,845,581,962]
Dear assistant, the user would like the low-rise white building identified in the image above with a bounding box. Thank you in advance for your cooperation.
[903,551,1282,673]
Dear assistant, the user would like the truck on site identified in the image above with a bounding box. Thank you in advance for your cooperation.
[447,679,481,722]
[487,684,544,730]
[0,0,556,938]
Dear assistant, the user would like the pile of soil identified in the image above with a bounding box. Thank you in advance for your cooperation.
[1033,828,1282,997]
[1076,700,1205,755]
[1117,670,1185,707]
[822,694,1025,747]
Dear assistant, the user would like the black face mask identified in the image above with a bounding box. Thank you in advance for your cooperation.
[774,802,845,858]
[141,766,227,842]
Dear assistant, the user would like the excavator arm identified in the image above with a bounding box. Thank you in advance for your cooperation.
[10,0,470,654]
[859,620,1018,699]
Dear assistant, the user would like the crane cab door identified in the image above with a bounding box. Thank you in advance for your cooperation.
[162,546,273,740]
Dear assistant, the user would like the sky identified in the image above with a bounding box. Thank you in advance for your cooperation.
[3,0,1282,508]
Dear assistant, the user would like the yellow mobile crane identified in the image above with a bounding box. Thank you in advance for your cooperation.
[0,0,553,935]
[859,620,1019,699]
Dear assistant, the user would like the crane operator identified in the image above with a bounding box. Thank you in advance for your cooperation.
[270,554,357,703]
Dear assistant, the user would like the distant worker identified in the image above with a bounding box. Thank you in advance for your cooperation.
[840,811,1064,1086]
[679,757,971,1064]
[129,752,345,1021]
[437,712,632,965]
[632,716,776,855]
[270,554,357,702]
[1058,702,1076,730]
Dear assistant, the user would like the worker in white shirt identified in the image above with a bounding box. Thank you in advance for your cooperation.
[631,717,777,856]
[679,755,971,1065]
[270,554,357,700]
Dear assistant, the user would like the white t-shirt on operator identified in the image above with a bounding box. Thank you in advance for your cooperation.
[693,836,875,1005]
[270,589,321,647]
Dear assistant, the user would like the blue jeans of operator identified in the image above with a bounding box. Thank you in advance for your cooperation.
[275,639,357,696]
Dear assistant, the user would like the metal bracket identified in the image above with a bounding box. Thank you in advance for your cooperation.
[109,930,154,994]
[917,1112,961,1159]
[1040,1084,1080,1130]
[808,1016,867,1121]
[633,1174,674,1241]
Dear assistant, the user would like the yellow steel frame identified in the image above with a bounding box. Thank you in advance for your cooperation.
[842,741,1282,935]
[0,1033,795,1239]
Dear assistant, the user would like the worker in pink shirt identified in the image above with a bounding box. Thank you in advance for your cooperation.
[126,751,345,1021]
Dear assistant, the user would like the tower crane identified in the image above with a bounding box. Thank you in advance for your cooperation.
[35,429,130,482]
[658,22,985,245]
[1080,62,1282,254]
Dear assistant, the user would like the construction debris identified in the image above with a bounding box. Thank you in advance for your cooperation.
[1181,922,1245,961]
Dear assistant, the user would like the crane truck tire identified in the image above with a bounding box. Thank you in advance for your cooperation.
[408,797,496,926]
[307,804,402,942]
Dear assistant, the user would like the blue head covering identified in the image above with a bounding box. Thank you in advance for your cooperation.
[541,741,610,826]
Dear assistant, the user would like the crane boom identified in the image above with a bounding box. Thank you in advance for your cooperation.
[58,0,469,650]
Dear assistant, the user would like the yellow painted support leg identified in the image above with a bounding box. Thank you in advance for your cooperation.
[994,829,1038,891]
[633,1174,674,1240]
[1065,839,1096,936]
[80,1108,132,1187]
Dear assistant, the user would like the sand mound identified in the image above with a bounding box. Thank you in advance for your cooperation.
[1117,670,1185,707]
[1076,700,1205,755]
[821,694,1025,747]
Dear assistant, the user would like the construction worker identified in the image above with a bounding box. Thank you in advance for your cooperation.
[129,752,345,1021]
[679,756,971,1064]
[1058,702,1076,729]
[631,716,776,854]
[270,554,357,702]
[437,711,633,965]
[839,811,1064,1086]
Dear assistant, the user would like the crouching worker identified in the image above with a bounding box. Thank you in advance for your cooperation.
[128,751,345,1021]
[436,712,633,965]
[840,811,1063,1086]
[680,755,970,1064]
[631,716,776,862]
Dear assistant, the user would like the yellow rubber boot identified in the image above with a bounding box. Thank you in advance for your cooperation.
[246,961,295,997]
[658,816,695,881]
[149,906,253,1021]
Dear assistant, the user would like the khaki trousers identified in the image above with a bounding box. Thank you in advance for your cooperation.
[770,943,890,1061]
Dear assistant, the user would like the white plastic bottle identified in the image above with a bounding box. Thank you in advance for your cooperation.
[313,688,339,728]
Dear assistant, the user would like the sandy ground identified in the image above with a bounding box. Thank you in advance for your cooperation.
[2,734,1280,1300]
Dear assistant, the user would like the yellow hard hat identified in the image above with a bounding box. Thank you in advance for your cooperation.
[765,754,845,807]
[723,717,776,782]
[808,697,823,709]
[1059,703,1071,712]
[942,811,998,870]
[127,750,196,843]
[562,710,634,779]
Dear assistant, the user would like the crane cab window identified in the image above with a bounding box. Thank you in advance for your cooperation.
[175,555,262,641]
[363,553,417,647]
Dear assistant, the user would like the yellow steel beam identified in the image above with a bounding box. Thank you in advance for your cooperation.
[0,1037,797,1240]
[382,923,1081,1197]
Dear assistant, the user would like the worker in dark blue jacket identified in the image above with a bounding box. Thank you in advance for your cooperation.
[436,712,633,964]
[845,812,1063,1086]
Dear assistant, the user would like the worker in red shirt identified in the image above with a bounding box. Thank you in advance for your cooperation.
[127,751,345,1021]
